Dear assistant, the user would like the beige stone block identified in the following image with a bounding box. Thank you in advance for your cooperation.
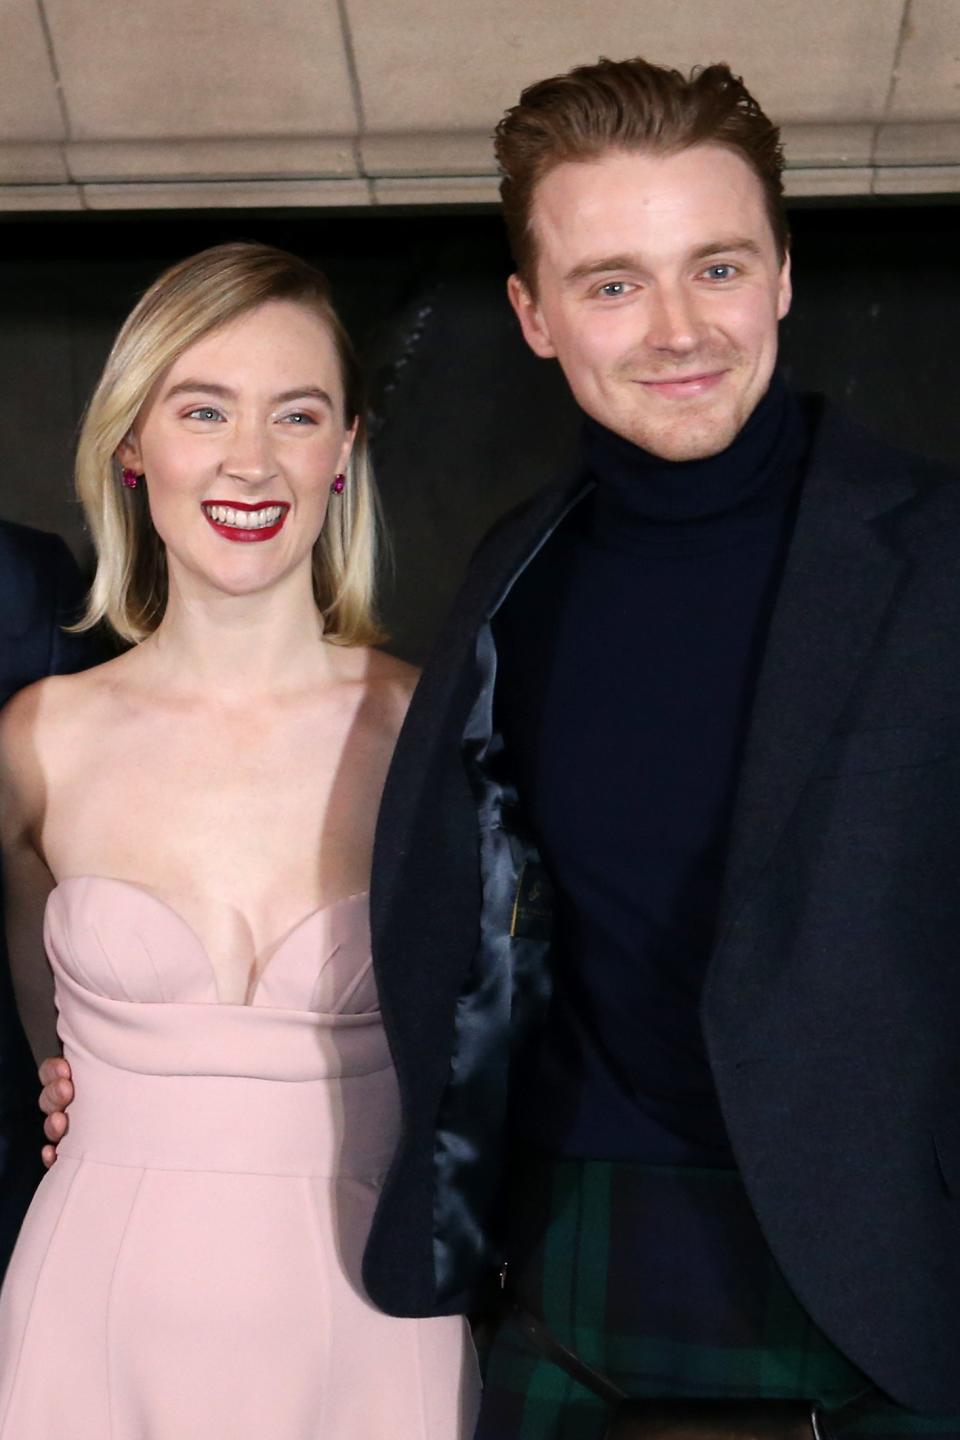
[372,175,501,204]
[362,131,494,176]
[888,0,960,120]
[782,165,874,197]
[67,137,357,183]
[0,183,83,211]
[873,163,960,193]
[780,123,874,168]
[81,177,372,209]
[875,120,960,164]
[347,0,904,132]
[0,142,70,184]
[44,0,357,140]
[0,0,66,140]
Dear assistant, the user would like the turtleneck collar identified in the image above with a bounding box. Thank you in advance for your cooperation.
[581,372,809,551]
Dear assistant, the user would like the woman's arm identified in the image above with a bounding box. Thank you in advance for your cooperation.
[0,686,58,1066]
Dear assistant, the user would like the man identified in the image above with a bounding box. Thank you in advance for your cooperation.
[0,519,99,1275]
[361,58,960,1436]
[42,58,960,1436]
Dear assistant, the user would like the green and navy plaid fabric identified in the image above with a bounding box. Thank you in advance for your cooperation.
[473,1158,960,1440]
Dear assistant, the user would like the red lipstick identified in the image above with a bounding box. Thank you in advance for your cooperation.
[201,499,290,544]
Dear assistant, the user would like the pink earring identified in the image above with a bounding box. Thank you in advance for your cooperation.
[331,474,346,494]
[121,468,139,489]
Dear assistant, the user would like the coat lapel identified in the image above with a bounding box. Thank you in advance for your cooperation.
[717,404,918,933]
[371,469,591,947]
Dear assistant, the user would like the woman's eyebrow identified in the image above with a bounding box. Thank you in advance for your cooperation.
[271,386,333,409]
[163,379,236,400]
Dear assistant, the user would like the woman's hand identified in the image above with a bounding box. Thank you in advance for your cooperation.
[37,1056,73,1168]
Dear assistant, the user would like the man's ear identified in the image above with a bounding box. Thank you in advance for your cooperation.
[776,250,792,322]
[506,273,557,360]
[116,432,144,474]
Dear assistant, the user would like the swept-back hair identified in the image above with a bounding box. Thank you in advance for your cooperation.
[495,56,788,289]
[75,241,384,646]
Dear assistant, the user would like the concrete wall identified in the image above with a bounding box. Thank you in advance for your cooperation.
[2,0,960,210]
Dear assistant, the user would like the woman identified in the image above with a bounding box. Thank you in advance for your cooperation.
[0,243,480,1437]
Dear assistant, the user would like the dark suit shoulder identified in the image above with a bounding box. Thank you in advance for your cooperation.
[809,397,960,510]
[0,519,98,700]
[0,517,76,583]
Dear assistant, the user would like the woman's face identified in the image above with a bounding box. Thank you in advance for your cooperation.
[119,299,356,602]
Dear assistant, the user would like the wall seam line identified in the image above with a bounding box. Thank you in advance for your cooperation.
[34,0,74,188]
[873,0,914,192]
[334,0,375,205]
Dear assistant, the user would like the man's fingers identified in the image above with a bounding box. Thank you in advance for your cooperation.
[37,1059,73,1166]
[43,1111,68,1143]
[39,1078,73,1116]
[38,1057,73,1116]
[37,1057,70,1087]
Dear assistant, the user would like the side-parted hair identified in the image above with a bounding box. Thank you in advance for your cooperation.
[494,56,788,290]
[75,241,384,646]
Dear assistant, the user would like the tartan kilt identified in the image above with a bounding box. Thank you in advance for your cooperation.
[473,1157,960,1440]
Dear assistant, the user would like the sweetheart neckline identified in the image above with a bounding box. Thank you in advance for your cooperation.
[47,875,371,1008]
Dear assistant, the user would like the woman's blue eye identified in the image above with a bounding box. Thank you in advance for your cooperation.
[282,412,315,425]
[188,406,222,421]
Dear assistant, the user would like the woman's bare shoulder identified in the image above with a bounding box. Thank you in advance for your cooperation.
[367,646,420,690]
[0,656,129,771]
[339,645,420,738]
[0,677,59,833]
[366,647,420,710]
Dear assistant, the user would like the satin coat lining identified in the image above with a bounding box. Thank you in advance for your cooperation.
[431,484,592,1305]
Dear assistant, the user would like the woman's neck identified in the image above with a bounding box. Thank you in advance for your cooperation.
[133,565,339,703]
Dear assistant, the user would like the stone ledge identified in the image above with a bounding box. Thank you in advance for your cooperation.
[66,137,358,183]
[3,121,960,209]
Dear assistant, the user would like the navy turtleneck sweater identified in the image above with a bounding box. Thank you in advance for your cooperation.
[493,374,810,1163]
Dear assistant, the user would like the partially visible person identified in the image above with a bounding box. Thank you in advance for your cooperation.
[0,243,479,1438]
[0,521,101,1278]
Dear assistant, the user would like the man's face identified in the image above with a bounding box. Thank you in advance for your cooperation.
[508,144,792,461]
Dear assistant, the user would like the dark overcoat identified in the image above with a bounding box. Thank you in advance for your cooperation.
[363,399,960,1415]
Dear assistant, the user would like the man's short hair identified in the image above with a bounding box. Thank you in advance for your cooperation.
[494,56,788,288]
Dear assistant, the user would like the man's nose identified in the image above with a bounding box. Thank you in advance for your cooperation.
[644,283,702,354]
[222,421,279,485]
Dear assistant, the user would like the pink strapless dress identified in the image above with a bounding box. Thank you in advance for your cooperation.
[0,877,479,1439]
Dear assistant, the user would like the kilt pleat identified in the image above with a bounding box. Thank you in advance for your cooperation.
[473,1157,960,1440]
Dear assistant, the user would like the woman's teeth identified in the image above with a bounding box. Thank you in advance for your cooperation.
[204,504,284,530]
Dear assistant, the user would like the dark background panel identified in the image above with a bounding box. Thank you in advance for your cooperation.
[0,201,957,659]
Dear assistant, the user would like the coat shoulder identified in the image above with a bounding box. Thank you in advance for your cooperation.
[0,520,97,696]
[810,399,960,513]
[0,517,74,570]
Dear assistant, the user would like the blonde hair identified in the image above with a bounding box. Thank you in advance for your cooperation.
[75,242,385,646]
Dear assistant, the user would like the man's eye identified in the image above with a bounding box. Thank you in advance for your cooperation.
[703,264,737,281]
[597,281,631,298]
[187,406,222,422]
